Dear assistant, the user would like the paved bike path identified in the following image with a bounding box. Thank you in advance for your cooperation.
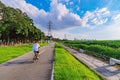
[0,44,54,80]
[64,46,120,80]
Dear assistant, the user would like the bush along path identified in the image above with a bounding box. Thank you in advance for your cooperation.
[54,43,103,80]
[0,43,54,80]
[64,45,120,80]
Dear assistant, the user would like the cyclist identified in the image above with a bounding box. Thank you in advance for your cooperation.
[32,40,40,61]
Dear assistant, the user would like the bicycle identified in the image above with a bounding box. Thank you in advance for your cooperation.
[33,51,39,63]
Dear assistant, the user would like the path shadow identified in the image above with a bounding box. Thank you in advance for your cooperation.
[96,65,120,77]
[3,59,33,66]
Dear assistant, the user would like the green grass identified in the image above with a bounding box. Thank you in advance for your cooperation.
[0,42,48,63]
[40,42,48,47]
[0,44,32,63]
[54,43,103,80]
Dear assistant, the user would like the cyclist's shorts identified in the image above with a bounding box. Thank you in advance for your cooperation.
[34,51,39,54]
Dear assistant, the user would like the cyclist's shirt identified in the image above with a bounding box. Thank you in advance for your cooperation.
[32,43,40,51]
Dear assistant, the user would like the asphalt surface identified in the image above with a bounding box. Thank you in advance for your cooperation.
[0,44,54,80]
[64,46,120,80]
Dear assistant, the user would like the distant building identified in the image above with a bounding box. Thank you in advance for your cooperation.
[63,34,67,40]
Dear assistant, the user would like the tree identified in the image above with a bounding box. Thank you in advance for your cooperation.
[0,1,46,45]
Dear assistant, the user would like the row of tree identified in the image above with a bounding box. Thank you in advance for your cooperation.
[0,1,46,45]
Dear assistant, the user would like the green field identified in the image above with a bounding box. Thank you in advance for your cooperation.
[63,40,120,60]
[0,42,47,63]
[54,43,103,80]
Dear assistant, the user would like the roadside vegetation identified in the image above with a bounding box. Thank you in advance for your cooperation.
[40,42,48,47]
[0,42,47,63]
[0,44,32,63]
[54,43,103,80]
[63,40,120,60]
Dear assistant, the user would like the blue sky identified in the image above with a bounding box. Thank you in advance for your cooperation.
[26,0,51,11]
[1,0,120,40]
[25,0,109,17]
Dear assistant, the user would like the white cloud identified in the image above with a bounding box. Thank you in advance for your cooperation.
[1,0,82,30]
[94,23,120,40]
[1,0,111,31]
[69,1,73,5]
[54,21,120,40]
[0,0,83,38]
[1,0,120,40]
[48,0,82,29]
[76,5,80,11]
[1,0,48,28]
[91,18,108,25]
[78,20,120,40]
[81,11,92,26]
[97,8,110,15]
[50,1,69,20]
[58,0,69,3]
[52,30,90,40]
[82,8,110,26]
[112,13,120,21]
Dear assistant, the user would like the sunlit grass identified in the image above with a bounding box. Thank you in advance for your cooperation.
[40,42,48,47]
[0,44,32,63]
[0,42,47,63]
[54,43,103,80]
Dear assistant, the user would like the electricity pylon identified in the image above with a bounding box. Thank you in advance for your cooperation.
[47,21,52,43]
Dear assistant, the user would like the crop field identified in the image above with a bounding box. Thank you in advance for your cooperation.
[54,43,103,80]
[63,40,120,60]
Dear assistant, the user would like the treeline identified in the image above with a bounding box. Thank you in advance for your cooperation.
[0,1,46,45]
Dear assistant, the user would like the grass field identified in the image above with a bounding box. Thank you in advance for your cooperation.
[0,42,48,63]
[54,43,103,80]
